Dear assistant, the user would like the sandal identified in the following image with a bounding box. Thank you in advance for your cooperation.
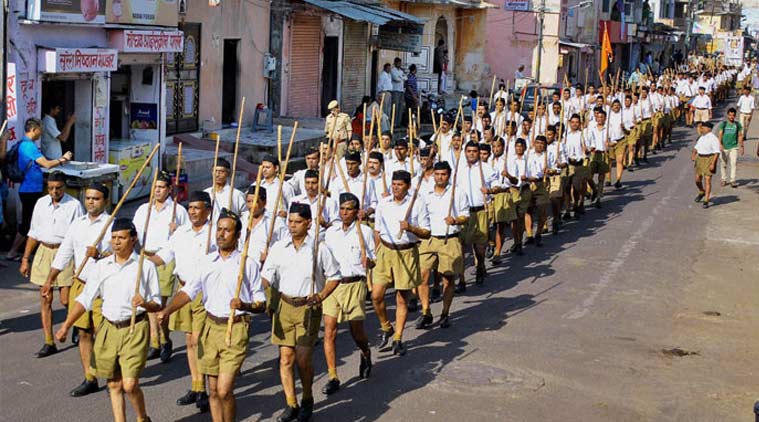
[720,181,728,187]
[730,182,738,188]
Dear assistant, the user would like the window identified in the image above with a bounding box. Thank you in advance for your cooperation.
[602,0,611,13]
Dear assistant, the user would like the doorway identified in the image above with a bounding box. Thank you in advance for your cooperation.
[321,36,339,117]
[370,49,379,100]
[41,80,76,155]
[222,39,240,124]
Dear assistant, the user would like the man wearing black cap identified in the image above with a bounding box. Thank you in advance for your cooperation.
[386,137,420,178]
[287,146,320,197]
[263,202,342,421]
[260,154,293,218]
[57,218,161,422]
[204,157,246,218]
[367,150,390,202]
[372,170,431,355]
[20,171,83,357]
[691,121,720,208]
[321,192,375,395]
[418,161,469,328]
[241,185,289,263]
[159,210,266,422]
[336,150,376,216]
[149,191,214,412]
[291,169,339,239]
[416,147,436,194]
[46,182,112,397]
[133,171,190,362]
[430,115,455,157]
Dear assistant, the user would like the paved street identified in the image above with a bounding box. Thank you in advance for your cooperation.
[2,102,759,421]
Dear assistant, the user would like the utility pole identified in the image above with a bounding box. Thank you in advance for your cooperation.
[535,0,546,84]
[685,0,694,56]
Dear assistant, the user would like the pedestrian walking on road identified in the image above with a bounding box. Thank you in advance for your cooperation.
[737,86,754,138]
[717,108,744,188]
[692,121,721,208]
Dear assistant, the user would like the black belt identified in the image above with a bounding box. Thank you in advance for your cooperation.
[640,118,651,121]
[696,108,709,110]
[279,294,309,307]
[106,312,146,329]
[341,275,365,283]
[40,242,61,249]
[432,234,457,239]
[380,239,418,250]
[697,153,716,157]
[469,206,485,212]
[206,312,247,324]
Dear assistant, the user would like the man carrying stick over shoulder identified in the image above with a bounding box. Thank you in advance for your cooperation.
[205,158,246,218]
[56,218,161,422]
[158,209,266,422]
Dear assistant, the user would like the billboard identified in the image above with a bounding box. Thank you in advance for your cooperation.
[106,0,178,26]
[27,0,106,24]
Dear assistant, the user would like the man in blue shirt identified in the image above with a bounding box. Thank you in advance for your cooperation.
[6,118,72,260]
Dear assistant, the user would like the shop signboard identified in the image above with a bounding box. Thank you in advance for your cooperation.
[129,103,158,130]
[92,75,109,163]
[5,63,19,145]
[38,48,118,73]
[378,23,423,53]
[504,0,529,11]
[26,0,106,24]
[106,0,178,27]
[723,36,744,67]
[108,30,184,53]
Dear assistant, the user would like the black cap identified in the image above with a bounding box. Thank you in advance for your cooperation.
[368,151,384,162]
[443,115,455,124]
[339,192,359,206]
[433,161,452,172]
[289,202,312,219]
[392,170,411,183]
[262,154,279,166]
[478,143,491,153]
[344,150,362,163]
[464,140,479,149]
[112,218,136,235]
[86,182,109,198]
[700,121,714,128]
[188,190,211,205]
[48,171,66,183]
[157,170,172,185]
[216,158,231,169]
[304,169,319,180]
[419,147,431,157]
[246,185,267,200]
[305,146,320,157]
[394,138,409,148]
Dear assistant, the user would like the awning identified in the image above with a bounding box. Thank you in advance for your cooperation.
[559,40,594,54]
[302,0,425,25]
[446,0,498,9]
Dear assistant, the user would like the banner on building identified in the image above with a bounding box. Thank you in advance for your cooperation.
[504,0,529,11]
[106,0,178,27]
[5,63,19,145]
[92,75,109,163]
[26,0,106,24]
[109,30,184,53]
[723,36,744,67]
[38,48,118,73]
[378,23,423,53]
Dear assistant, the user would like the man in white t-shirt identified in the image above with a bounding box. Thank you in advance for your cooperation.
[41,104,76,160]
[737,86,755,136]
[691,121,721,208]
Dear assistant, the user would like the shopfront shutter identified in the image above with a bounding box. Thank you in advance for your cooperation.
[288,14,322,118]
[341,21,367,117]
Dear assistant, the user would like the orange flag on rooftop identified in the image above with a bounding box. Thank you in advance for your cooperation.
[600,22,613,75]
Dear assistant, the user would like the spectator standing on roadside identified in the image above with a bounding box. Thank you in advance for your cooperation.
[717,108,744,188]
[404,64,419,127]
[41,103,76,160]
[391,58,406,128]
[377,63,393,120]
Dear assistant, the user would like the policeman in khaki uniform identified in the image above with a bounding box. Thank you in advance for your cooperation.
[321,193,375,396]
[46,182,112,397]
[148,191,213,413]
[417,161,469,328]
[324,100,352,159]
[159,210,266,422]
[372,170,431,356]
[133,171,189,362]
[56,218,161,422]
[19,171,83,358]
[262,203,342,422]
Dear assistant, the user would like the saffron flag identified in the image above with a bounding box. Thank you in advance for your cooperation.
[600,22,614,75]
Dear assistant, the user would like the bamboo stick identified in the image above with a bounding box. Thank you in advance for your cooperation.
[129,167,159,333]
[228,97,246,207]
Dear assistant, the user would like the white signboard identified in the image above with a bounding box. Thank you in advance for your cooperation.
[38,48,118,73]
[119,30,184,53]
[504,0,529,11]
[5,63,19,145]
[723,36,744,67]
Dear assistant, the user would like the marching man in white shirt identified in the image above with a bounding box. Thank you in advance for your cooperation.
[56,218,162,422]
[587,108,610,208]
[148,191,214,413]
[159,210,266,422]
[608,100,627,188]
[564,115,589,217]
[204,157,246,217]
[133,170,189,363]
[691,86,712,127]
[321,192,376,395]
[737,86,755,136]
[691,122,721,208]
[20,171,83,358]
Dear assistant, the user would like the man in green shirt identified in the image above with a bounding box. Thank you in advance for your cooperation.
[717,108,744,188]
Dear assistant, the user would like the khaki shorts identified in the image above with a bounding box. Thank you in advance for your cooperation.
[510,187,532,215]
[626,127,639,146]
[529,182,550,208]
[695,155,716,177]
[322,280,367,323]
[169,293,206,333]
[608,141,625,158]
[90,317,149,379]
[419,236,464,277]
[199,315,250,376]
[639,119,653,138]
[271,300,321,348]
[30,244,74,287]
[69,278,103,331]
[373,243,421,291]
[548,175,565,199]
[653,112,664,129]
[694,109,710,123]
[156,261,176,298]
[568,163,589,180]
[493,191,517,223]
[589,151,610,174]
[461,208,489,245]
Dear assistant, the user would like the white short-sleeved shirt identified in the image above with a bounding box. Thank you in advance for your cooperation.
[77,253,161,322]
[290,193,339,239]
[182,250,265,317]
[694,132,721,155]
[51,212,112,273]
[374,192,431,245]
[691,94,712,110]
[156,222,215,283]
[262,235,342,297]
[324,221,376,278]
[41,114,62,160]
[238,212,288,262]
[456,161,495,208]
[133,198,189,252]
[563,130,586,161]
[205,184,246,218]
[421,184,470,236]
[27,193,83,245]
[506,155,529,187]
[737,95,755,114]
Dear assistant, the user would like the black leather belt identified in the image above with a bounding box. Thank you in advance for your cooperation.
[280,294,309,307]
[206,312,246,324]
[341,275,365,283]
[432,234,456,239]
[697,153,715,157]
[469,206,485,212]
[106,312,146,329]
[380,239,418,250]
[40,242,61,249]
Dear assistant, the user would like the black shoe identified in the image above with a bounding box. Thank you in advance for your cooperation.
[439,315,451,328]
[454,283,467,294]
[378,328,394,350]
[196,392,209,413]
[627,166,635,172]
[146,347,160,360]
[430,287,442,303]
[485,244,495,259]
[590,190,599,202]
[614,181,622,189]
[694,193,705,203]
[277,405,300,422]
[160,340,173,363]
[298,398,314,422]
[535,235,543,248]
[359,352,372,379]
[552,223,559,235]
[71,327,79,345]
[176,390,198,406]
[491,254,503,265]
[407,298,419,313]
[594,199,602,209]
[576,206,586,215]
[703,202,710,209]
[524,236,535,245]
[562,211,571,220]
[515,244,525,256]
[605,181,611,187]
[322,378,340,395]
[415,313,433,329]
[475,268,486,285]
[70,379,99,397]
[392,340,406,356]
[35,343,58,358]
